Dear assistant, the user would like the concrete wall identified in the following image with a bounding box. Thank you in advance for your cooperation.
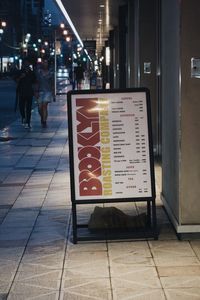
[161,0,180,221]
[161,0,200,228]
[180,0,200,224]
[127,0,139,88]
[114,0,200,230]
[139,0,158,153]
[125,0,160,153]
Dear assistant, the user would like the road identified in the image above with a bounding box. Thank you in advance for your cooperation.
[0,79,20,130]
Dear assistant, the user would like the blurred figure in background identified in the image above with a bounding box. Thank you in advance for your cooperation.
[35,59,54,128]
[74,62,84,90]
[14,58,36,128]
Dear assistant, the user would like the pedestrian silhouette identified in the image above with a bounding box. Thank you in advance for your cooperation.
[14,58,36,128]
[35,59,54,128]
[74,63,84,90]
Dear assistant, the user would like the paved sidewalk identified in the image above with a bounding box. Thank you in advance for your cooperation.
[0,96,200,300]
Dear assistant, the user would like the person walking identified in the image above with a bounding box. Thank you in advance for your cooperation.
[74,62,84,90]
[15,58,36,128]
[35,59,54,128]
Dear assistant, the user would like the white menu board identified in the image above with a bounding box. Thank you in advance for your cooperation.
[70,91,153,200]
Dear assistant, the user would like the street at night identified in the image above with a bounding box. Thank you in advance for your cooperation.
[0,76,72,133]
[1,0,200,299]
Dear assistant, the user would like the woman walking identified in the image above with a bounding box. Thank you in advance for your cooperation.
[35,59,54,128]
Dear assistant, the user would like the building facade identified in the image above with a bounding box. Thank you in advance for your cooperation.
[0,0,44,72]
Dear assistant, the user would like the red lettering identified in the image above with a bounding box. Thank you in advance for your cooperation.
[79,167,101,182]
[80,178,102,196]
[78,130,100,146]
[78,146,101,160]
[79,157,101,172]
[76,98,99,132]
[76,98,102,196]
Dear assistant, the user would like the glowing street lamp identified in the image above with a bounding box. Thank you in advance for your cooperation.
[63,29,68,35]
[0,21,7,73]
[0,20,6,40]
[53,23,65,97]
[65,36,71,42]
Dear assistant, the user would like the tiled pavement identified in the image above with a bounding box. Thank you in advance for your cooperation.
[0,95,200,300]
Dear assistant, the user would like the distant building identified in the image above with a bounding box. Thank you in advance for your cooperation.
[20,0,45,42]
[0,0,44,72]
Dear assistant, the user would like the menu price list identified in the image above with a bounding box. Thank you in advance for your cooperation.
[110,93,152,198]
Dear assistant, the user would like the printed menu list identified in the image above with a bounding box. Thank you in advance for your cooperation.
[110,93,152,198]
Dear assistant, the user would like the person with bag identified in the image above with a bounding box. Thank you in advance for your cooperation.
[35,59,54,128]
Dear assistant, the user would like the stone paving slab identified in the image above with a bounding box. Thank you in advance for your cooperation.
[0,96,200,300]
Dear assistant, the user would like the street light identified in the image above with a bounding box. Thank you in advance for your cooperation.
[21,33,31,58]
[65,36,71,42]
[54,28,58,98]
[63,30,68,35]
[0,20,7,74]
[54,23,66,98]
